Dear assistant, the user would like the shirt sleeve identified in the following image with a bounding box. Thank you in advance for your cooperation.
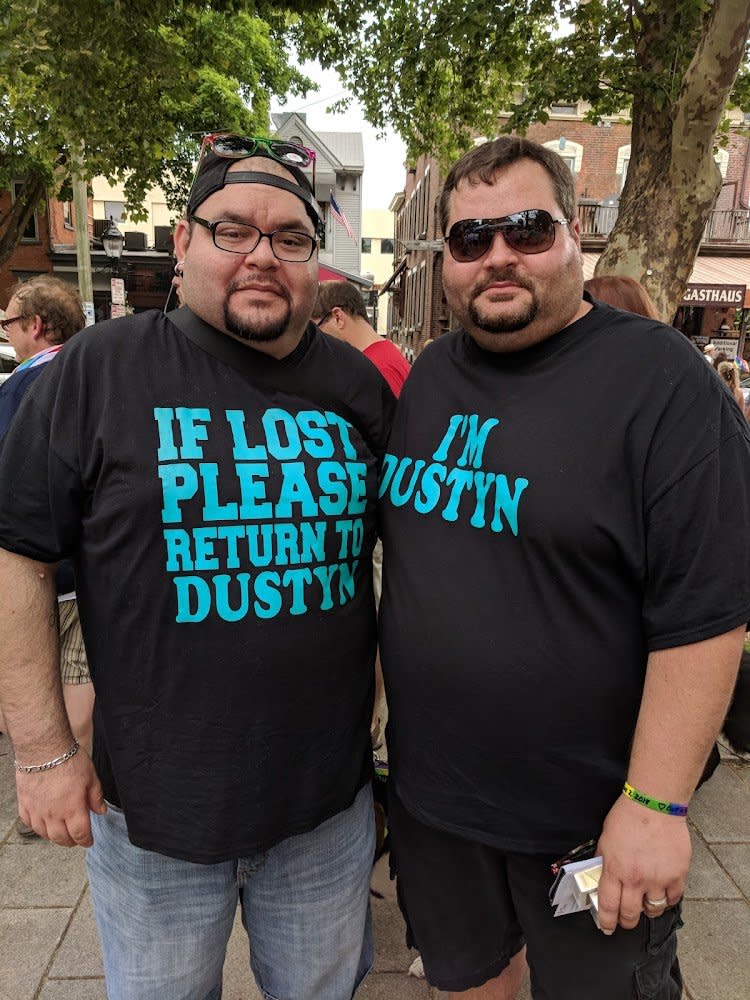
[643,386,750,649]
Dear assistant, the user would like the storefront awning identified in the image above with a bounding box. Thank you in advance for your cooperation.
[581,254,750,308]
[378,258,408,296]
[318,262,372,287]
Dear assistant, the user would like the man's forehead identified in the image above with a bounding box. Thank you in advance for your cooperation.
[204,169,311,219]
[226,156,297,182]
[450,162,560,217]
[455,161,554,195]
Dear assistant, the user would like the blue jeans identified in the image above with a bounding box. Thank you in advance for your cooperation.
[86,784,374,1000]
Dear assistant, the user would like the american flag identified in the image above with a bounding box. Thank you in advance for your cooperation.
[329,191,355,241]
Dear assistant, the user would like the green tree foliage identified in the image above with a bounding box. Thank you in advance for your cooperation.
[308,1,750,319]
[0,0,323,264]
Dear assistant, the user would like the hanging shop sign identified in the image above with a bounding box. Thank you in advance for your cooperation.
[681,284,745,306]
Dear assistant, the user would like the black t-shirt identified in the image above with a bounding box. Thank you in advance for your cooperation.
[0,308,395,863]
[379,300,750,855]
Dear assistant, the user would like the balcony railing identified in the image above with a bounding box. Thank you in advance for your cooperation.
[578,205,750,246]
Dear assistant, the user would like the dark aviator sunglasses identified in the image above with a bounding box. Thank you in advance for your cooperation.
[446,209,570,263]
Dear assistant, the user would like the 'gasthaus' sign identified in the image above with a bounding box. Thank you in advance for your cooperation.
[681,283,746,306]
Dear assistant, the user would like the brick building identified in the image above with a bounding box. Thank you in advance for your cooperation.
[384,159,445,361]
[0,189,78,298]
[385,105,750,358]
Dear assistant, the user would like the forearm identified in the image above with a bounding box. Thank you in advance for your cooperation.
[0,547,72,760]
[595,627,744,931]
[627,625,744,802]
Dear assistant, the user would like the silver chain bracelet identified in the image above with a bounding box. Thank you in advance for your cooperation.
[15,739,80,774]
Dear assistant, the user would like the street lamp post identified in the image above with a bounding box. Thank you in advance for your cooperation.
[101,218,126,319]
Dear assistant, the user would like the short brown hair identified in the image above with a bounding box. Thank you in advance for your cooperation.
[10,275,85,345]
[438,137,577,235]
[313,280,369,322]
[583,275,660,320]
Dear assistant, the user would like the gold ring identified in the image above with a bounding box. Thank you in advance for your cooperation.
[645,896,668,908]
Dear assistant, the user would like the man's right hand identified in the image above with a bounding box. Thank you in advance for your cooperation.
[16,751,106,847]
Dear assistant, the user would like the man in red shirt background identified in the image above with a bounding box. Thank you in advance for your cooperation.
[313,280,410,397]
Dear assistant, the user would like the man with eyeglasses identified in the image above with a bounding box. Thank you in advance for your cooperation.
[0,275,94,838]
[378,136,750,999]
[0,138,394,999]
[0,275,84,436]
[312,279,410,751]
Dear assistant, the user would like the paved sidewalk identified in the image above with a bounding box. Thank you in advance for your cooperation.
[1,730,748,999]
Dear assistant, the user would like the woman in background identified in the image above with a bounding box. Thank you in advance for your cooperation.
[717,359,748,415]
[584,274,660,319]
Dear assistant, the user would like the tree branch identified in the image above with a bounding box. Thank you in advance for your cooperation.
[675,0,750,147]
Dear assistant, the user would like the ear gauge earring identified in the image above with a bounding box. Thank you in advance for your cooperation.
[164,264,185,315]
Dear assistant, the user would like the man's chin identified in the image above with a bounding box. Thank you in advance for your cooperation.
[468,287,537,333]
[224,305,290,343]
[469,306,536,334]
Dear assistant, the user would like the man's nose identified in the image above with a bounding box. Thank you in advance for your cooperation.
[481,231,520,268]
[244,233,278,266]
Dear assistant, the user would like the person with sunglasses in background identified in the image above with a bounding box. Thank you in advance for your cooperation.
[0,275,84,436]
[378,136,750,999]
[0,135,395,999]
[311,279,411,753]
[0,276,95,836]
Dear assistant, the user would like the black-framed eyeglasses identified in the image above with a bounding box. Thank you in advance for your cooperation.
[446,210,570,262]
[190,215,317,262]
[313,309,333,327]
[0,315,25,332]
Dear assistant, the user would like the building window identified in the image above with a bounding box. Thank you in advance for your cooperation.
[616,144,631,191]
[550,103,578,116]
[63,201,73,228]
[543,139,583,175]
[361,237,372,253]
[381,238,394,254]
[12,181,39,240]
[714,148,729,179]
[104,201,125,222]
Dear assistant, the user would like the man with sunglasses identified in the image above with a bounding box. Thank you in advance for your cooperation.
[312,279,410,749]
[312,280,411,397]
[379,137,750,999]
[0,137,394,999]
[0,276,94,837]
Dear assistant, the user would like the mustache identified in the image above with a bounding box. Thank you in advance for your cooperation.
[226,276,289,299]
[473,269,533,294]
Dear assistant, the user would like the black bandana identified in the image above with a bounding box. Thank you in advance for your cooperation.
[187,149,323,230]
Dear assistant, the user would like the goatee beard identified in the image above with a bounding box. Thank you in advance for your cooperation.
[223,304,291,342]
[469,295,538,333]
[223,282,292,342]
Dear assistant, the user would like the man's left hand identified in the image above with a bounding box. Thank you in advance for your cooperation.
[595,794,690,934]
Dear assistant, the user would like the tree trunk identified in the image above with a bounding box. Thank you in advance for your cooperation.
[0,172,48,268]
[595,0,750,322]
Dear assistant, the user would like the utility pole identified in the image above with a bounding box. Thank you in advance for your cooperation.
[71,140,95,325]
